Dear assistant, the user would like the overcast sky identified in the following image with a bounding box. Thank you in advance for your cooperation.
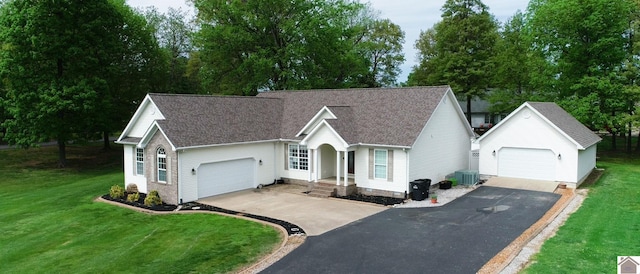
[127,0,530,83]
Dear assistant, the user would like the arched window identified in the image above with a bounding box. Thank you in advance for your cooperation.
[157,147,167,182]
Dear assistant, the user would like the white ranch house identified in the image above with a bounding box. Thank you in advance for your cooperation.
[116,86,475,204]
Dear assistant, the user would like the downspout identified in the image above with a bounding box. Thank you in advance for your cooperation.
[177,150,183,204]
[273,142,277,182]
[405,148,410,193]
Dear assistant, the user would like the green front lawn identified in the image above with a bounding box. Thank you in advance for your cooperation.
[523,155,640,273]
[0,145,281,273]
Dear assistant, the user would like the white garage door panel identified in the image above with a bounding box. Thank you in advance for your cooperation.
[498,148,555,181]
[198,158,255,198]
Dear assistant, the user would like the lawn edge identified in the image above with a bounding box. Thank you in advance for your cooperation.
[95,196,305,273]
[477,188,576,274]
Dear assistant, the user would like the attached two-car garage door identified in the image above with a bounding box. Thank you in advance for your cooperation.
[498,148,555,181]
[197,158,255,198]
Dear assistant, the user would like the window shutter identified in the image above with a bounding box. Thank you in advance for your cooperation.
[368,148,374,179]
[387,150,394,182]
[284,144,289,170]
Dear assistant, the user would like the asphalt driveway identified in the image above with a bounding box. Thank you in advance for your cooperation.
[263,186,560,274]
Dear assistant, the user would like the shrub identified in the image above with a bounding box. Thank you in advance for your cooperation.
[126,192,140,202]
[109,185,124,199]
[144,190,162,206]
[126,183,138,193]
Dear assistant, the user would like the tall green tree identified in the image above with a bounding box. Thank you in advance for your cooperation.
[527,0,634,149]
[145,7,198,93]
[488,11,547,114]
[358,18,405,87]
[0,0,160,166]
[408,0,499,123]
[192,0,403,95]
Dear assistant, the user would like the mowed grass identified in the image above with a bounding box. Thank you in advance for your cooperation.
[523,154,640,273]
[0,144,281,273]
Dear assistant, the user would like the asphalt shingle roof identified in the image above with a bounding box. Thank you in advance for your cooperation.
[258,86,451,147]
[149,94,283,148]
[140,86,453,148]
[528,102,602,148]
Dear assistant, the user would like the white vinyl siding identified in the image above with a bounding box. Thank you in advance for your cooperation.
[374,149,387,179]
[289,144,309,170]
[157,148,167,182]
[135,148,144,175]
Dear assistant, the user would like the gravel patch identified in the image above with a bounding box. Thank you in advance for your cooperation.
[395,185,478,208]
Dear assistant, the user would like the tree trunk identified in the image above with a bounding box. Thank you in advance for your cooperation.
[636,130,640,152]
[103,131,110,150]
[627,121,632,153]
[57,139,67,168]
[611,131,617,151]
[466,95,472,126]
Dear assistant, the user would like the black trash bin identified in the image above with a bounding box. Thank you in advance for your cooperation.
[410,179,431,201]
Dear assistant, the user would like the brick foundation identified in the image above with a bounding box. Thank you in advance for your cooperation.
[356,187,406,199]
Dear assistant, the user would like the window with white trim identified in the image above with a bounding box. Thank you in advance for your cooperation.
[157,147,167,182]
[135,148,144,175]
[374,149,387,179]
[289,144,308,170]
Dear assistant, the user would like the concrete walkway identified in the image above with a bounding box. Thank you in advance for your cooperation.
[483,177,559,193]
[197,184,386,236]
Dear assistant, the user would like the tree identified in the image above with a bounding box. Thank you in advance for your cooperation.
[0,0,160,166]
[358,19,405,87]
[408,0,499,124]
[145,7,198,93]
[527,0,634,150]
[192,0,404,94]
[488,11,548,114]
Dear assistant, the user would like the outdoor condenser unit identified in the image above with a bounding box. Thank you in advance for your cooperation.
[455,170,479,186]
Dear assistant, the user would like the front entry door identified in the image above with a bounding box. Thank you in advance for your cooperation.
[348,151,355,174]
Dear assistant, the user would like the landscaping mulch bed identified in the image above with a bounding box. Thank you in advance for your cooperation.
[102,195,306,236]
[181,202,305,236]
[101,193,178,211]
[335,193,406,206]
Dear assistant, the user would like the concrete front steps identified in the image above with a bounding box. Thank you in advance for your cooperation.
[307,183,337,198]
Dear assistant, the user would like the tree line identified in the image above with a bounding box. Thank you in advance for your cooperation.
[408,0,640,153]
[1,0,639,167]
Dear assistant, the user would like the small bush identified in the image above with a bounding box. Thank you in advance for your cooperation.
[109,185,124,199]
[126,183,138,193]
[144,190,162,206]
[126,192,140,202]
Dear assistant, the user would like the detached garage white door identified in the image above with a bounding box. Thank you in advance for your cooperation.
[498,148,555,181]
[197,158,255,198]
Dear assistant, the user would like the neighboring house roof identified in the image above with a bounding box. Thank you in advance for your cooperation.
[258,86,461,147]
[477,102,601,149]
[458,98,492,113]
[118,86,472,149]
[148,94,283,148]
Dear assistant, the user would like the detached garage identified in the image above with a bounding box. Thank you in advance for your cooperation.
[476,102,601,188]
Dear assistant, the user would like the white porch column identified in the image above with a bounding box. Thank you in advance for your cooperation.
[336,150,340,186]
[314,148,319,182]
[308,149,313,182]
[343,151,348,186]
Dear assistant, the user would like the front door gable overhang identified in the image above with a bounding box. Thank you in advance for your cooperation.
[300,120,348,151]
